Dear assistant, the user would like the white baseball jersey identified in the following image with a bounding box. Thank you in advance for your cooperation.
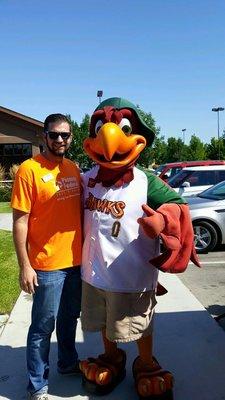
[81,166,159,292]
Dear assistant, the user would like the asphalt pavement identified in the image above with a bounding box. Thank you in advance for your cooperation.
[1,213,225,400]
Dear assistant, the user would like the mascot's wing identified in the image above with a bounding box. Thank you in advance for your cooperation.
[150,203,201,273]
[141,169,201,273]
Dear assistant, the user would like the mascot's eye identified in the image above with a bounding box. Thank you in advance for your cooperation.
[95,120,103,134]
[119,118,132,135]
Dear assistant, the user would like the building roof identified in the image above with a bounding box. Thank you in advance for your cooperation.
[0,106,43,127]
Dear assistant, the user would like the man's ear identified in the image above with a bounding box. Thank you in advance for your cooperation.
[68,133,73,145]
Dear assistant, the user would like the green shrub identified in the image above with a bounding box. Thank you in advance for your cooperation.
[0,184,12,202]
[0,164,6,180]
[9,164,19,180]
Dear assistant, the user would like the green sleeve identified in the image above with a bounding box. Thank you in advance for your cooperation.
[138,168,187,210]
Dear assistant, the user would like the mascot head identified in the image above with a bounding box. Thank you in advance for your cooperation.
[84,97,155,170]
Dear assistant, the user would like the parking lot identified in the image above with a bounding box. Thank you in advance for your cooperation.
[179,245,225,330]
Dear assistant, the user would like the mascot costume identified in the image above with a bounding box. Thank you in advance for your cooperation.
[80,97,200,399]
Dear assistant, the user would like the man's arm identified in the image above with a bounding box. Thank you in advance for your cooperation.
[13,209,38,294]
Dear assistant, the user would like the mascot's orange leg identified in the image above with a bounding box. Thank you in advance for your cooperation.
[102,328,118,357]
[80,329,126,395]
[133,335,174,399]
[137,334,153,365]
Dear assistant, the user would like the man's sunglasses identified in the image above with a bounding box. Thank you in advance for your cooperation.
[45,131,71,140]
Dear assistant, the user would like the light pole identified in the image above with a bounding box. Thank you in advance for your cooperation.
[97,90,103,104]
[212,107,224,160]
[182,128,186,144]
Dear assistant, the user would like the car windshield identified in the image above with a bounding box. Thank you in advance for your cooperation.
[154,165,165,175]
[198,180,225,200]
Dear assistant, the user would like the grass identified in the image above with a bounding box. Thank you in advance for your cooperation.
[0,230,20,314]
[0,202,11,213]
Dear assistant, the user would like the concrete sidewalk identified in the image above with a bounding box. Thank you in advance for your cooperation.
[1,214,225,399]
[0,213,12,231]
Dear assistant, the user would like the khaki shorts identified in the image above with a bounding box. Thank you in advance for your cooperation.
[81,281,157,343]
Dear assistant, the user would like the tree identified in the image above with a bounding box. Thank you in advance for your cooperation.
[151,136,168,165]
[206,138,225,160]
[136,106,162,167]
[186,135,206,160]
[166,137,186,162]
[67,114,94,169]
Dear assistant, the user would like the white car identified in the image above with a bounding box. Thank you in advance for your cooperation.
[168,165,225,197]
[187,180,225,252]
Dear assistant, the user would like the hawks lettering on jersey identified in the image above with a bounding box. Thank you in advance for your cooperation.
[85,192,126,219]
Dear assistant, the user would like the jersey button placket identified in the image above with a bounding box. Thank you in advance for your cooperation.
[89,211,98,265]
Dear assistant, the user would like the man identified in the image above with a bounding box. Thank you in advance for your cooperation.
[11,114,82,400]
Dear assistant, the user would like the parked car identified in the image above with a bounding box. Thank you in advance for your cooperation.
[187,180,225,253]
[168,165,225,197]
[154,160,225,181]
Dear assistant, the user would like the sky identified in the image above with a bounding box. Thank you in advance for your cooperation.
[0,0,225,144]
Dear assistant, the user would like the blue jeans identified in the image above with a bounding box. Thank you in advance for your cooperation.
[27,266,81,395]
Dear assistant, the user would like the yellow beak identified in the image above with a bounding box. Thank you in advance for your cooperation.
[83,122,146,169]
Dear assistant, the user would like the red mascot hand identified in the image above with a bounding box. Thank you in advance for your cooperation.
[137,204,165,239]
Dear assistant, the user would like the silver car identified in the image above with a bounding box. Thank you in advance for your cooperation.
[187,180,225,253]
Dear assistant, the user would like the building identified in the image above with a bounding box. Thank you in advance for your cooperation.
[0,106,43,172]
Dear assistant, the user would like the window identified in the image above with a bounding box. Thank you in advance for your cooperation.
[165,168,172,178]
[169,170,218,187]
[155,165,165,175]
[0,143,32,157]
[217,170,225,183]
[171,167,182,177]
[196,171,216,186]
[22,144,32,156]
[199,180,225,200]
[169,170,192,187]
[4,144,14,155]
[14,144,23,155]
[185,171,201,186]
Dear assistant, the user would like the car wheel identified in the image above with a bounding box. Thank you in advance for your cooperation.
[193,221,218,253]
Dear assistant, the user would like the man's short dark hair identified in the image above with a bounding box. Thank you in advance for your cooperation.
[44,114,71,132]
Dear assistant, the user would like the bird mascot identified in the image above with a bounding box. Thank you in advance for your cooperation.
[80,97,200,399]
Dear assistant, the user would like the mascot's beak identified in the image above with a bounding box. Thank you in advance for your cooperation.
[84,122,146,168]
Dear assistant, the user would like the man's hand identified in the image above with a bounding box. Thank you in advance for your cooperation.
[137,204,165,239]
[19,265,38,294]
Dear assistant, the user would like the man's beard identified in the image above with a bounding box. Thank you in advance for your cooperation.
[46,142,65,157]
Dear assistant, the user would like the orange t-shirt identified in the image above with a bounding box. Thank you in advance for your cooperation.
[11,154,82,271]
